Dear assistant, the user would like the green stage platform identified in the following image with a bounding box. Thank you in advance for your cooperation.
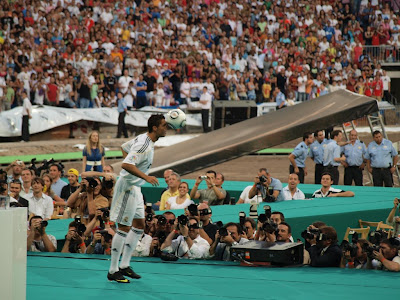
[27,252,400,300]
[47,183,398,250]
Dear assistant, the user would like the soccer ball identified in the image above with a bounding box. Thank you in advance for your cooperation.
[165,109,186,130]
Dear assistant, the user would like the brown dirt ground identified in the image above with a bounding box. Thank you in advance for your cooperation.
[1,127,400,186]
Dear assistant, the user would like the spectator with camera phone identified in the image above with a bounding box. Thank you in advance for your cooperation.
[248,168,283,202]
[27,216,57,252]
[5,160,25,184]
[367,238,400,272]
[161,216,210,259]
[66,176,109,223]
[210,222,249,261]
[186,203,218,245]
[61,220,87,254]
[307,226,342,267]
[386,198,400,237]
[190,170,226,206]
[25,177,53,221]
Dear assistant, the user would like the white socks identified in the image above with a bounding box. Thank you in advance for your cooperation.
[109,230,127,274]
[119,227,144,269]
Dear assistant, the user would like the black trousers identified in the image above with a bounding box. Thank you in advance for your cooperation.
[117,111,128,138]
[201,109,210,132]
[289,165,305,183]
[315,164,324,184]
[344,166,363,186]
[324,166,339,185]
[372,168,393,187]
[22,115,30,141]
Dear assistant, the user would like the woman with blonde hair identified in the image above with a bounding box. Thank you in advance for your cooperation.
[82,131,105,172]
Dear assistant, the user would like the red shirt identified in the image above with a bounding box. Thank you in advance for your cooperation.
[47,83,58,102]
[374,79,383,97]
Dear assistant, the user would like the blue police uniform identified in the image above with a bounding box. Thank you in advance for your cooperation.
[342,140,367,186]
[323,140,341,185]
[365,138,398,187]
[309,139,329,184]
[289,141,309,183]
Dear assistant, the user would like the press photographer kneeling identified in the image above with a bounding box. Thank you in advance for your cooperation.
[340,235,370,269]
[161,215,210,259]
[27,216,57,252]
[61,218,88,253]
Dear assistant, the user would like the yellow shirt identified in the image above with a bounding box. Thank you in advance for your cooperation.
[160,189,179,211]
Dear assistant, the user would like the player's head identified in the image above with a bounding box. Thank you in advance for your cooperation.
[148,114,165,133]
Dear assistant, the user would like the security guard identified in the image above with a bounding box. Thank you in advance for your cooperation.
[323,130,346,185]
[342,130,367,186]
[288,132,314,183]
[365,130,398,187]
[309,130,329,184]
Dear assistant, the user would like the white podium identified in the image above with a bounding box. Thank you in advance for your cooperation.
[0,208,27,300]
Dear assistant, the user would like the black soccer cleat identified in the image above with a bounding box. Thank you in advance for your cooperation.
[119,266,142,279]
[107,271,130,283]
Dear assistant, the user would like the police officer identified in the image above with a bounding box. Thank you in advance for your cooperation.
[323,130,346,185]
[288,132,314,183]
[309,130,329,184]
[365,130,398,187]
[342,130,367,186]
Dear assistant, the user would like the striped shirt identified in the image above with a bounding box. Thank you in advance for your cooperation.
[120,133,154,186]
[312,187,345,198]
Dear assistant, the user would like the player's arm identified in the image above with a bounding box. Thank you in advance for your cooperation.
[121,147,128,159]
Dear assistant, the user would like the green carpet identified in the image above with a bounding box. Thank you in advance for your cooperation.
[256,148,294,154]
[27,253,400,300]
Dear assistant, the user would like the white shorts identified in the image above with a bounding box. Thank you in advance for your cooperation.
[110,178,144,226]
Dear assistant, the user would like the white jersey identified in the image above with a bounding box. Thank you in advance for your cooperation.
[120,133,154,186]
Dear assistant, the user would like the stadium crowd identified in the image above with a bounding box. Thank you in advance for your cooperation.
[0,0,398,113]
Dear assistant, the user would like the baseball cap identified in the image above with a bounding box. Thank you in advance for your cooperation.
[67,168,79,177]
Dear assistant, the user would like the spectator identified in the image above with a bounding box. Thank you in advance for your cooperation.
[25,177,53,220]
[60,169,80,202]
[19,168,33,197]
[190,170,226,206]
[165,182,193,210]
[27,216,57,252]
[116,92,129,138]
[199,86,212,133]
[312,172,355,198]
[6,160,24,184]
[281,173,306,201]
[48,164,67,197]
[8,179,28,207]
[21,90,32,142]
[386,198,400,237]
[82,131,105,172]
[160,172,181,211]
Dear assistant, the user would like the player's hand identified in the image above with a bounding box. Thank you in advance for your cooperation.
[145,175,159,186]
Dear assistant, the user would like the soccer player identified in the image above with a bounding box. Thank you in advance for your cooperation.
[107,114,168,283]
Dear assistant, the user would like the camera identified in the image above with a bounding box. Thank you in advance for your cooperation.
[156,215,167,226]
[259,175,268,183]
[200,175,208,180]
[85,177,98,189]
[301,228,321,240]
[368,230,388,245]
[98,229,113,243]
[177,214,189,226]
[340,232,359,258]
[199,208,211,216]
[98,207,109,219]
[102,178,114,189]
[257,205,272,223]
[262,220,278,234]
[362,243,380,258]
[219,227,229,237]
[41,220,48,228]
[74,215,87,235]
[187,203,198,216]
[239,211,246,226]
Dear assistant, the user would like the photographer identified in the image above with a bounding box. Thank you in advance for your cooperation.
[243,218,256,240]
[190,170,226,206]
[367,239,400,272]
[248,168,283,202]
[340,239,370,269]
[81,170,116,204]
[86,228,113,255]
[161,216,210,259]
[61,221,87,253]
[187,203,218,245]
[66,176,109,223]
[386,198,400,237]
[27,216,57,252]
[210,222,249,261]
[307,226,342,267]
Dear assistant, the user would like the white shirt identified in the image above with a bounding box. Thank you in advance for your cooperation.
[132,233,152,257]
[239,185,262,204]
[22,97,32,116]
[180,82,191,98]
[120,133,155,186]
[167,196,194,210]
[165,235,210,259]
[26,193,54,219]
[281,186,306,200]
[118,76,132,94]
[199,92,212,109]
[382,75,391,91]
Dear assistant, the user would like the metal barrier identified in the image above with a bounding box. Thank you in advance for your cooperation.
[362,45,400,63]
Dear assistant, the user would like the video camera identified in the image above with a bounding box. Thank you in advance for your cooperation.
[29,158,57,177]
[340,232,359,258]
[301,228,321,240]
